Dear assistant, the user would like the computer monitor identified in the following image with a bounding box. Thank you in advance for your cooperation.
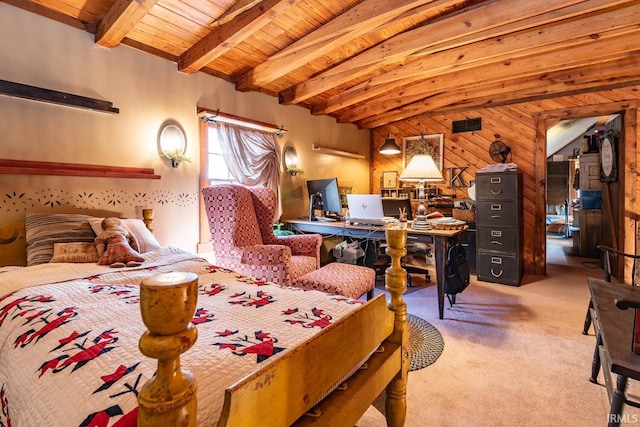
[306,178,342,221]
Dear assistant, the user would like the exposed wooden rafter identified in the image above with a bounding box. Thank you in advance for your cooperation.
[95,0,160,48]
[178,0,304,74]
[6,0,640,128]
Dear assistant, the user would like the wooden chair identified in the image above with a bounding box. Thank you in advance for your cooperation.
[582,245,640,335]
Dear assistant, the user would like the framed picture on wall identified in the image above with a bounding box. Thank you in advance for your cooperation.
[382,171,398,189]
[402,134,444,170]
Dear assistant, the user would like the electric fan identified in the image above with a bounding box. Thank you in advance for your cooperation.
[489,140,511,163]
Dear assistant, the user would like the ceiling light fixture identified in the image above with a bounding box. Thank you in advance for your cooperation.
[379,133,401,155]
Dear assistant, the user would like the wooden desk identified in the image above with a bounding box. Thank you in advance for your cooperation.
[588,278,640,426]
[284,219,465,319]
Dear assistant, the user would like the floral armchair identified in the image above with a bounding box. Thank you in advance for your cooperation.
[202,184,322,286]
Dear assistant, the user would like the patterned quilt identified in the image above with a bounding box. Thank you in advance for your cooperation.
[0,246,365,426]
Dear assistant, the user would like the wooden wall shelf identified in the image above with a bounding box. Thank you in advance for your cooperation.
[0,80,119,114]
[0,159,160,179]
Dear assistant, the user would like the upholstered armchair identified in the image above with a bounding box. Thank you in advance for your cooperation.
[202,184,321,286]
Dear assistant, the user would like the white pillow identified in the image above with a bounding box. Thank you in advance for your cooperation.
[89,218,160,253]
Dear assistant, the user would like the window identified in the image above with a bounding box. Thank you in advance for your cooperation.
[197,110,285,252]
[206,127,234,183]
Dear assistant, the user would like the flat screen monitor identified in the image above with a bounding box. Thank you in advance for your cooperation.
[306,178,342,220]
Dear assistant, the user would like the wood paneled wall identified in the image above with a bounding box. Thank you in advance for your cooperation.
[372,86,640,276]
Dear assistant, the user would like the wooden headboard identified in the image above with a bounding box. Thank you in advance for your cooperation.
[0,223,27,267]
[0,208,154,268]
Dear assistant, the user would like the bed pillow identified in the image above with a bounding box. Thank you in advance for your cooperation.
[25,213,96,266]
[89,218,160,253]
[49,242,99,263]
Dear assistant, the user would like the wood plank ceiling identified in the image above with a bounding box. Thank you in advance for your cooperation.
[5,0,640,129]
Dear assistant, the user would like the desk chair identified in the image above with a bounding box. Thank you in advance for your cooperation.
[375,198,432,286]
[583,245,640,335]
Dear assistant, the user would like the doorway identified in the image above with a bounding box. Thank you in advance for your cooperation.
[545,114,622,271]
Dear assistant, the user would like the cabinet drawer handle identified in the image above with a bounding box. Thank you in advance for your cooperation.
[490,189,503,195]
[491,241,502,245]
[490,215,502,219]
[491,269,504,278]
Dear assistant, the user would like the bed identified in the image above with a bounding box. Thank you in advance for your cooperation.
[0,211,409,426]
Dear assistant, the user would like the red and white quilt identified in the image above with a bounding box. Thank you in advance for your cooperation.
[0,246,365,426]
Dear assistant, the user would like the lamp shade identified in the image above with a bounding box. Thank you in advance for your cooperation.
[399,154,443,182]
[379,135,401,154]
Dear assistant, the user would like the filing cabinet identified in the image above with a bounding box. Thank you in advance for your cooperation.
[475,171,523,286]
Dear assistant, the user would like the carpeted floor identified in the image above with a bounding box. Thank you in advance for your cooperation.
[360,236,640,426]
[408,313,444,371]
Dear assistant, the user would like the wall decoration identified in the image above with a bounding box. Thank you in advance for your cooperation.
[402,134,443,171]
[382,171,398,189]
[599,129,617,182]
[0,187,199,214]
[339,186,352,208]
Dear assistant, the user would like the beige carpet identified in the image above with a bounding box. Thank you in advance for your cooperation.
[359,236,640,426]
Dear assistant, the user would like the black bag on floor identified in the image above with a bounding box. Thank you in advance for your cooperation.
[445,238,470,306]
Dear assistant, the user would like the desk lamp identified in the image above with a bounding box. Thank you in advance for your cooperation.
[399,154,444,229]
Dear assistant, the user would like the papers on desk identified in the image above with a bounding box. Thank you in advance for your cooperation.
[407,217,466,231]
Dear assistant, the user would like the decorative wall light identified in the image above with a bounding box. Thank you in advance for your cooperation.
[379,133,401,155]
[284,146,303,175]
[158,120,191,168]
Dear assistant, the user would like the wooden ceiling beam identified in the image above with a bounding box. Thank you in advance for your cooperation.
[279,0,600,105]
[357,54,640,128]
[95,0,159,48]
[314,0,640,116]
[334,21,640,122]
[235,0,453,90]
[214,0,263,26]
[178,0,303,74]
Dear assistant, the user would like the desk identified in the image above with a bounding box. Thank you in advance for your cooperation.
[588,278,640,426]
[284,219,465,319]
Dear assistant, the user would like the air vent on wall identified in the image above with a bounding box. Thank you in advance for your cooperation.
[452,118,482,133]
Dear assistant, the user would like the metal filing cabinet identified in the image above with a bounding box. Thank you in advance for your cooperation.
[475,171,524,286]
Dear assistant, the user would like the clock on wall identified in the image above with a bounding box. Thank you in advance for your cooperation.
[599,129,617,183]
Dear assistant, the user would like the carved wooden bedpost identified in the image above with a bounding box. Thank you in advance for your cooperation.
[142,208,154,233]
[384,227,409,427]
[138,272,199,426]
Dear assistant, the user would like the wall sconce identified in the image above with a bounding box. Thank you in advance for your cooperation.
[284,146,303,176]
[158,120,191,168]
[379,133,401,155]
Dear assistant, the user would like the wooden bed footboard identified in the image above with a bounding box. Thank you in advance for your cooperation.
[138,227,409,426]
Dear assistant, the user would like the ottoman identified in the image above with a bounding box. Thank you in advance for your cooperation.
[292,262,375,300]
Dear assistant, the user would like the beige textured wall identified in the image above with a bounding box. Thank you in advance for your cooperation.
[0,4,370,252]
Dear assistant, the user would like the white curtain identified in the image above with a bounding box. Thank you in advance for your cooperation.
[215,122,282,220]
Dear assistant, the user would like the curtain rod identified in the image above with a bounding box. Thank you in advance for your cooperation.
[196,107,287,138]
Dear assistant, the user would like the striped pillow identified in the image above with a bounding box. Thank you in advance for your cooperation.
[25,213,96,266]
